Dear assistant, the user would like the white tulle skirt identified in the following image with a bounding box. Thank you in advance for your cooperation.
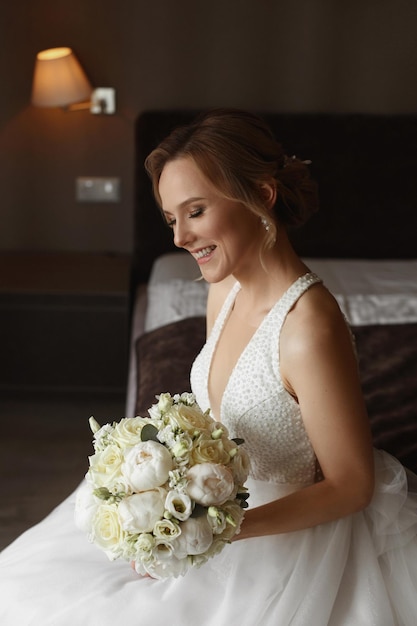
[1,449,416,626]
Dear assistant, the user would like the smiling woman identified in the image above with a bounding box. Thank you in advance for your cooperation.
[158,157,264,283]
[1,109,417,626]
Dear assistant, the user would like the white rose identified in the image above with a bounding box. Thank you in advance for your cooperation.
[172,516,213,557]
[122,440,173,491]
[112,417,149,447]
[118,489,166,533]
[91,503,124,560]
[74,481,99,534]
[186,463,235,506]
[191,434,231,465]
[165,490,192,521]
[87,445,124,491]
[167,403,213,433]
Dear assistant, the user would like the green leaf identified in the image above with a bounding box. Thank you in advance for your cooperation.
[93,487,112,501]
[140,424,159,442]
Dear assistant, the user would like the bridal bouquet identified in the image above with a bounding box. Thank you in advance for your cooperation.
[75,392,250,579]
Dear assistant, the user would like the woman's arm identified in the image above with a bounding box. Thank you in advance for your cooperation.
[236,286,374,540]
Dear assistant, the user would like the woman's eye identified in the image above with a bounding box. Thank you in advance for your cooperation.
[189,208,204,218]
[166,218,176,228]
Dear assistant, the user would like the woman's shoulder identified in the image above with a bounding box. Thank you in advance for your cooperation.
[288,280,348,343]
[280,281,358,398]
[282,280,355,369]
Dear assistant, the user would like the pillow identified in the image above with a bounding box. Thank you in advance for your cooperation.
[306,259,417,325]
[149,252,201,284]
[134,316,206,415]
[144,280,209,332]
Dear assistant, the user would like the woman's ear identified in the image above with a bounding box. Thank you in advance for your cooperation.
[259,181,277,209]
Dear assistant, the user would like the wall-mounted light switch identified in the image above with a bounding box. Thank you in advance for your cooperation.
[76,177,121,202]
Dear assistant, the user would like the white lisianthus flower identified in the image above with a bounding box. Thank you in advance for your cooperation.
[207,506,227,535]
[87,444,124,490]
[172,517,213,557]
[217,501,245,541]
[74,481,99,534]
[122,440,173,492]
[153,519,181,541]
[91,503,125,560]
[165,490,192,521]
[118,489,167,533]
[186,463,235,506]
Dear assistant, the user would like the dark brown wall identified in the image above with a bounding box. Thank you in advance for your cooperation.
[1,0,417,254]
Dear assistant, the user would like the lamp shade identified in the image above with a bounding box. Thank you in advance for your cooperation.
[31,47,93,107]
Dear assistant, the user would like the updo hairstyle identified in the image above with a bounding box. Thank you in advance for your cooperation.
[145,108,319,251]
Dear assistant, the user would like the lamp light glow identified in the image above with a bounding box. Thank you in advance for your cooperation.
[31,47,93,108]
[31,47,115,114]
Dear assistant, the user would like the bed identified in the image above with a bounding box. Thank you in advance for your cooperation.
[127,110,417,474]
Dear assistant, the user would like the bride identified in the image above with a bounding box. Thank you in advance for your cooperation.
[1,109,416,625]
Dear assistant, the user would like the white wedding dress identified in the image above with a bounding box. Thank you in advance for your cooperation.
[1,273,417,625]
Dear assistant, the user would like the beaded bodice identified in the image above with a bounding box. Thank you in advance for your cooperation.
[190,273,322,485]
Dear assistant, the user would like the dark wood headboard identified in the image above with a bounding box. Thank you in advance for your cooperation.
[133,111,417,286]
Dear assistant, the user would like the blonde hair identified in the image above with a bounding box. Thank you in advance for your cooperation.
[145,108,319,253]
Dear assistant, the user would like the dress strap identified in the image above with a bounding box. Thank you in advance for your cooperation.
[272,272,322,326]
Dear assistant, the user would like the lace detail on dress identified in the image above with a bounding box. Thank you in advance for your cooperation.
[191,273,322,485]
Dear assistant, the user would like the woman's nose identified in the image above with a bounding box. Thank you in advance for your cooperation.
[173,220,191,248]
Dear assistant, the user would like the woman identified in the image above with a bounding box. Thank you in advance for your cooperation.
[0,109,416,625]
[146,108,417,621]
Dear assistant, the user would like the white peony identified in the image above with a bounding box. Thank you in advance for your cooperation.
[122,440,173,492]
[118,489,166,533]
[186,463,235,506]
[172,516,213,557]
[74,481,99,534]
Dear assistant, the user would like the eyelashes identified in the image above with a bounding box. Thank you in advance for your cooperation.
[165,207,205,228]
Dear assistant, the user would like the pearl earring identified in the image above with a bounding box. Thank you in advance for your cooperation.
[261,217,270,231]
